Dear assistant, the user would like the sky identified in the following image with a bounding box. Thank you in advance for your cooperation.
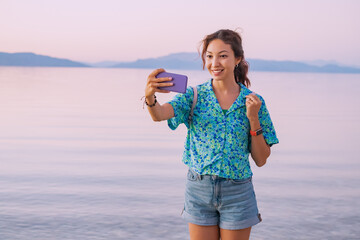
[1,0,359,66]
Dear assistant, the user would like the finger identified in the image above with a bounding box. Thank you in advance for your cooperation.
[150,82,173,88]
[250,93,261,101]
[246,94,260,104]
[246,93,256,98]
[156,89,171,93]
[157,82,174,87]
[252,94,260,102]
[154,76,173,83]
[246,97,253,102]
[246,98,255,106]
[149,68,165,78]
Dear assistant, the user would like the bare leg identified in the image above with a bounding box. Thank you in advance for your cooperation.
[188,223,220,240]
[220,227,251,240]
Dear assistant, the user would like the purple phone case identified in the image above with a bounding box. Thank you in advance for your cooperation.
[156,72,188,93]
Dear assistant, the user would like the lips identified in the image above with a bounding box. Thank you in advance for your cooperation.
[212,69,224,76]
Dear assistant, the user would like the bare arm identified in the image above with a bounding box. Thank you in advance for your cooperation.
[246,94,271,167]
[145,68,175,121]
[248,118,271,167]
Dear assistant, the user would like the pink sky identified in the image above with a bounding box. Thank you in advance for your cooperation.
[1,0,359,66]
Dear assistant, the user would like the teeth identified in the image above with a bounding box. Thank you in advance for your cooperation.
[213,70,222,73]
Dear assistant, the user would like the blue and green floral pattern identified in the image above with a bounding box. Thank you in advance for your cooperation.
[167,79,279,179]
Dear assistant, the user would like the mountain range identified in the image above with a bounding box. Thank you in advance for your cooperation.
[1,51,360,74]
[0,52,89,67]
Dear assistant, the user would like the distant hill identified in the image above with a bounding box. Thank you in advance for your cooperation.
[1,51,359,73]
[247,59,360,73]
[111,52,360,74]
[112,52,202,70]
[0,52,89,67]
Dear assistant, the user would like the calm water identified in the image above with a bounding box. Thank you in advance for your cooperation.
[0,67,359,239]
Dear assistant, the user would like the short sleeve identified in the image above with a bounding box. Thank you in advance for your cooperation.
[167,87,194,130]
[258,96,279,146]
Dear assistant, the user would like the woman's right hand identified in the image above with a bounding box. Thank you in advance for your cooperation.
[145,68,173,98]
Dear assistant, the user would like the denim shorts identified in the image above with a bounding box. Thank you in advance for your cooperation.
[182,168,262,230]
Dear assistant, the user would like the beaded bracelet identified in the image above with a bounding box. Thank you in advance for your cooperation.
[144,95,157,107]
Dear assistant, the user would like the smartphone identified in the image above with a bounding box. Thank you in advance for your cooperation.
[156,72,188,93]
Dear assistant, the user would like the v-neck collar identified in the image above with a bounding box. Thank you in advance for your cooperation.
[204,79,253,114]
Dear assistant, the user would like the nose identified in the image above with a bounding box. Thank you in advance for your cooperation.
[212,56,220,66]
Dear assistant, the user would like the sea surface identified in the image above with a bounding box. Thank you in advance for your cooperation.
[0,67,359,240]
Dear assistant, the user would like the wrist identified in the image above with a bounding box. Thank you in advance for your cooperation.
[250,127,263,136]
[144,95,157,107]
[145,94,155,99]
[248,118,260,130]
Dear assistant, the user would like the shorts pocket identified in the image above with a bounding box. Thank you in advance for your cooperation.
[229,177,252,185]
[187,169,199,181]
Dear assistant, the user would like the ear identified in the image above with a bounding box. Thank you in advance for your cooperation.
[236,57,241,66]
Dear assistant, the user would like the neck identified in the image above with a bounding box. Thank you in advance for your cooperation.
[212,77,240,94]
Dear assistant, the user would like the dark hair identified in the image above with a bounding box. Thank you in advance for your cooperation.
[200,29,250,87]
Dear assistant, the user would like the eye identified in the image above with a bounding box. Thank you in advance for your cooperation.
[206,55,213,59]
[220,54,228,58]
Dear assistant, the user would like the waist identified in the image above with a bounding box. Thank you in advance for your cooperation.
[188,168,252,182]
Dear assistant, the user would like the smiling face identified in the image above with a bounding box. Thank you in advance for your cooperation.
[205,39,241,83]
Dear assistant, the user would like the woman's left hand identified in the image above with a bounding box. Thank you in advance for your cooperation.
[245,93,261,121]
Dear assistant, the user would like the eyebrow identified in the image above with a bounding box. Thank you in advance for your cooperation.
[206,50,229,54]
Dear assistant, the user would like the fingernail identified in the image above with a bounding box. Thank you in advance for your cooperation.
[169,77,172,80]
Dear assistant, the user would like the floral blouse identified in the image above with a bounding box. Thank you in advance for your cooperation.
[167,79,279,179]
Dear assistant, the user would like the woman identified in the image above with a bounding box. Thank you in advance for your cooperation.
[144,29,279,240]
